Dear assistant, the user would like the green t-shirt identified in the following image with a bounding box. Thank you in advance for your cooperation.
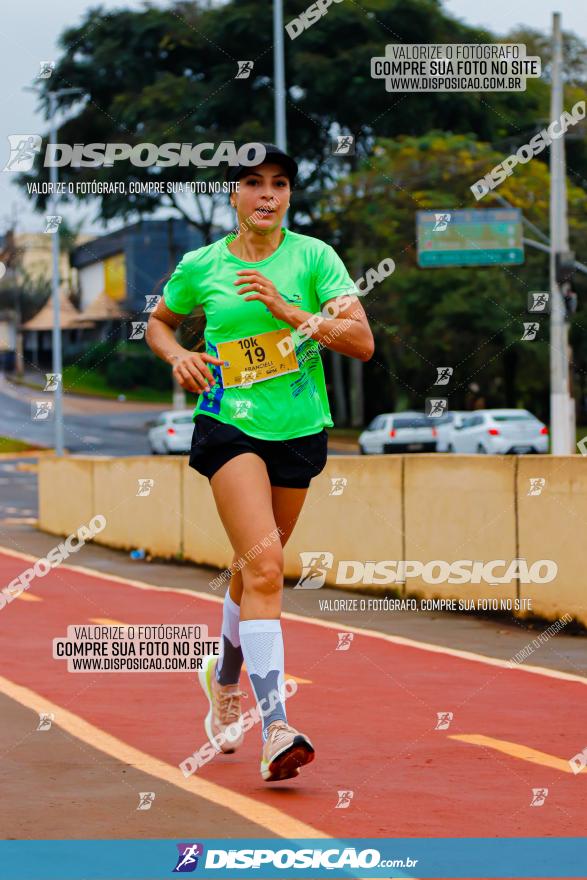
[162,228,355,440]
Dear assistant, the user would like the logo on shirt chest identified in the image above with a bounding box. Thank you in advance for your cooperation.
[261,289,302,318]
[280,291,302,305]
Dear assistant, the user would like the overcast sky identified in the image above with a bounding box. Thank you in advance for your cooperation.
[0,0,584,236]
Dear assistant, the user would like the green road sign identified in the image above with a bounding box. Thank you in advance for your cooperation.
[417,209,524,267]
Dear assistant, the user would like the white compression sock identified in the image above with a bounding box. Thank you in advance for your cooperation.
[215,590,244,685]
[239,619,287,740]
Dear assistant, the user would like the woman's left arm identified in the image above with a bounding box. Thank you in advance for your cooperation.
[234,268,374,362]
[284,293,375,362]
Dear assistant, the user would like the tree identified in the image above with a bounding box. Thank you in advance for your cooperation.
[15,0,569,241]
[318,132,587,422]
[13,0,587,422]
[504,26,587,87]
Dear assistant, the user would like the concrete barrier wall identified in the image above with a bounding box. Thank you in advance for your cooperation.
[37,454,587,627]
[517,456,587,626]
[92,458,184,557]
[38,456,95,537]
[181,455,403,587]
[404,455,517,602]
[283,455,403,585]
[39,457,184,558]
[182,464,232,571]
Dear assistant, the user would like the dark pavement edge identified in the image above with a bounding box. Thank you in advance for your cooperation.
[0,693,273,841]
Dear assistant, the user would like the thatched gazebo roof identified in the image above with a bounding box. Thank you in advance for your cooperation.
[21,292,94,330]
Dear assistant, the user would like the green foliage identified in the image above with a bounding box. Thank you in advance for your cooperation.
[0,436,41,453]
[104,347,170,391]
[64,340,115,370]
[13,0,587,421]
[318,133,587,422]
[17,0,585,236]
[0,271,51,321]
[65,341,170,391]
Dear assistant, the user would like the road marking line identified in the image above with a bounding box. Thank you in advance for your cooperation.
[1,545,585,685]
[0,517,38,525]
[0,674,329,838]
[0,451,54,460]
[450,734,583,774]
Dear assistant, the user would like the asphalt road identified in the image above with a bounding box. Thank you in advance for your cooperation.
[0,459,37,520]
[0,375,353,519]
[0,374,160,457]
[0,374,356,460]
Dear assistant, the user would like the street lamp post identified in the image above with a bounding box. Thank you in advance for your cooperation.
[25,85,83,456]
[549,12,574,454]
[47,91,65,456]
[273,0,289,229]
[273,0,287,152]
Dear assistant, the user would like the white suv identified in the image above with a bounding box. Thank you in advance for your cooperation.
[359,412,437,454]
[433,411,467,453]
[147,410,195,454]
[448,409,548,454]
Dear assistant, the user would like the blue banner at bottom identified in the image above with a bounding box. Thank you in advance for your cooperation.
[0,838,585,879]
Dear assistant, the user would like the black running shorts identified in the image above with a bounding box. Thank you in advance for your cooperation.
[189,414,328,489]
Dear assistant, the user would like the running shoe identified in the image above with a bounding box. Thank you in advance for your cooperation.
[260,720,315,781]
[198,655,246,753]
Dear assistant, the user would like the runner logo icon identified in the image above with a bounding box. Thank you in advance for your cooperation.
[235,60,254,79]
[329,477,347,496]
[294,552,334,589]
[435,711,453,730]
[137,792,155,810]
[434,367,453,385]
[173,843,204,872]
[530,788,548,807]
[335,790,354,808]
[37,712,54,731]
[336,632,354,651]
[433,213,451,232]
[3,134,43,172]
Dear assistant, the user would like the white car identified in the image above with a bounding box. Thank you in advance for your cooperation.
[147,410,195,454]
[447,409,549,454]
[359,411,437,454]
[433,411,467,452]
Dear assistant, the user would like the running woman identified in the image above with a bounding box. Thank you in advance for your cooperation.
[146,143,374,782]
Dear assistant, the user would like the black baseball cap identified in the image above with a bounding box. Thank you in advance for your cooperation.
[224,142,298,186]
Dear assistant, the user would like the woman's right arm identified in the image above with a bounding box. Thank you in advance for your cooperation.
[145,299,224,394]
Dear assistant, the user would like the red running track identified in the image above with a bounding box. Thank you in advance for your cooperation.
[0,549,585,841]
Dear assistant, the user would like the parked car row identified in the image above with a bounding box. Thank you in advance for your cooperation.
[358,409,549,455]
[148,407,549,456]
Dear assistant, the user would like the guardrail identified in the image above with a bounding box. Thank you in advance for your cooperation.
[38,454,586,627]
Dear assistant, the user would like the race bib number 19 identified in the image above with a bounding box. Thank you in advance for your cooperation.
[217,328,299,388]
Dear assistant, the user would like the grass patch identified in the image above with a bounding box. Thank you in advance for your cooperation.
[329,427,361,441]
[0,436,42,453]
[61,366,174,404]
[10,366,174,404]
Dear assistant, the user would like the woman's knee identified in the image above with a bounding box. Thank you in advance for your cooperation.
[242,550,284,596]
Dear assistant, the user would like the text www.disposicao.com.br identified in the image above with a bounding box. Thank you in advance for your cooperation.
[70,657,201,671]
